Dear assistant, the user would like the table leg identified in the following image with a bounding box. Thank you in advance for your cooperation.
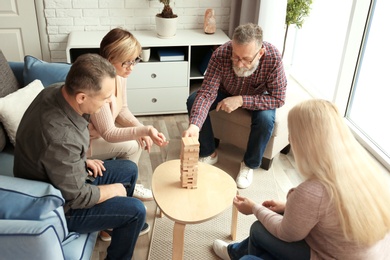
[231,204,238,240]
[231,190,239,240]
[156,206,164,218]
[172,222,186,260]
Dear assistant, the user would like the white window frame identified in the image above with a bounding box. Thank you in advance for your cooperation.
[289,0,389,170]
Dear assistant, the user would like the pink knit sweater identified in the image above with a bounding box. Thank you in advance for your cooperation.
[88,76,150,155]
[253,179,390,259]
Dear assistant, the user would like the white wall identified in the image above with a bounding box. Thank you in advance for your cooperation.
[257,0,286,54]
[42,0,232,62]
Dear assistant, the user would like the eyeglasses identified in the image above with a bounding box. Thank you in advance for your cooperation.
[231,49,260,66]
[121,56,142,68]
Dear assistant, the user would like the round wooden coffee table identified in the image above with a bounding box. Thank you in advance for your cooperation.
[152,159,238,260]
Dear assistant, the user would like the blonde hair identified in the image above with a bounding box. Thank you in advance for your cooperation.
[288,99,390,245]
[100,28,141,64]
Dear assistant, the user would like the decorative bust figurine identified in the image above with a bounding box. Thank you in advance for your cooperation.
[204,8,216,34]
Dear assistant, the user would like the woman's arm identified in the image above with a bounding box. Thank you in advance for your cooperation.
[90,103,150,142]
[115,76,143,127]
[253,180,325,242]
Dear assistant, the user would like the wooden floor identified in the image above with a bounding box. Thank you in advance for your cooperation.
[90,113,302,260]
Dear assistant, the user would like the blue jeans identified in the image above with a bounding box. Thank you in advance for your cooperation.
[187,90,275,168]
[65,159,145,260]
[239,256,264,260]
[228,221,310,260]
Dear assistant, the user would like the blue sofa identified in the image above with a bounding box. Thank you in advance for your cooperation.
[0,51,98,260]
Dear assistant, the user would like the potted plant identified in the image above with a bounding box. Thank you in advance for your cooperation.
[155,0,178,38]
[281,0,312,57]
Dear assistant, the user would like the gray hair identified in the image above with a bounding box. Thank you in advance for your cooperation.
[65,53,116,96]
[233,23,263,48]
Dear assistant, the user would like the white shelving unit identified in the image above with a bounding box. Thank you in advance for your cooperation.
[66,29,230,115]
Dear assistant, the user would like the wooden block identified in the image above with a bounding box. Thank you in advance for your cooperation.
[180,136,200,189]
[180,161,197,169]
[181,152,199,159]
[181,136,200,147]
[183,184,198,189]
[180,168,198,174]
[180,171,198,189]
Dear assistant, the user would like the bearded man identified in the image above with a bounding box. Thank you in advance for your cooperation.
[183,23,287,189]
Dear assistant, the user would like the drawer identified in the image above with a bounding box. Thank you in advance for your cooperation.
[127,62,188,89]
[127,87,188,115]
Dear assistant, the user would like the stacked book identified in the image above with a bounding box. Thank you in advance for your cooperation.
[157,49,185,61]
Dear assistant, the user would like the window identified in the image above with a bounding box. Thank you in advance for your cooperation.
[289,0,353,100]
[346,0,390,164]
[289,0,390,169]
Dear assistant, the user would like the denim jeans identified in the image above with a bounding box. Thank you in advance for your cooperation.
[239,256,264,260]
[65,159,146,260]
[228,221,310,260]
[187,90,275,168]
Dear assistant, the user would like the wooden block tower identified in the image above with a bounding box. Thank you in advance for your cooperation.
[180,136,200,189]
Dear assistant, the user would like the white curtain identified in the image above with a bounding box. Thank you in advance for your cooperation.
[229,0,287,52]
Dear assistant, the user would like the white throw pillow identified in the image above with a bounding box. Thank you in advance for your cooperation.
[0,79,44,145]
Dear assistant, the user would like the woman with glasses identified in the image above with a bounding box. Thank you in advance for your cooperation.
[183,23,287,189]
[213,99,390,260]
[87,28,168,241]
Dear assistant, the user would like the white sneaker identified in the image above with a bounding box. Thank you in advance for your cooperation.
[134,184,153,201]
[199,154,218,165]
[213,239,230,260]
[236,162,253,189]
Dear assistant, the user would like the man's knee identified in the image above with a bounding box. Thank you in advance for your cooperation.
[126,198,146,217]
[122,160,138,174]
[104,159,138,179]
[108,197,146,224]
[111,159,136,168]
[252,109,275,123]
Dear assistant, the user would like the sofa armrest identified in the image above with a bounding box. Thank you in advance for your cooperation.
[0,219,66,260]
[8,61,24,87]
[63,232,99,260]
[0,175,65,219]
[0,175,69,239]
[0,175,98,260]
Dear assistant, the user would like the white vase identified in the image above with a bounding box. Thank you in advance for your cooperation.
[141,47,151,62]
[155,16,178,39]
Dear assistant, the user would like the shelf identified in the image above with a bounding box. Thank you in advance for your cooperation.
[190,65,204,79]
[66,29,230,115]
[68,48,99,63]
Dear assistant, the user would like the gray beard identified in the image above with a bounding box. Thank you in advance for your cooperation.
[233,59,260,77]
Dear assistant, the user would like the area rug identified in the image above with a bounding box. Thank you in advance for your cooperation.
[148,167,281,260]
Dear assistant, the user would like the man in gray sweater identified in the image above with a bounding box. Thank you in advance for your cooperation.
[14,53,146,259]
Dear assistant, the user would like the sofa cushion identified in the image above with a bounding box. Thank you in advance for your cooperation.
[0,123,5,152]
[0,175,65,220]
[24,55,71,87]
[0,79,44,145]
[63,232,99,260]
[0,50,21,152]
[0,144,14,177]
[0,50,20,98]
[8,61,24,87]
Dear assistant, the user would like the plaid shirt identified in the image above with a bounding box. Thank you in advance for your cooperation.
[190,41,287,128]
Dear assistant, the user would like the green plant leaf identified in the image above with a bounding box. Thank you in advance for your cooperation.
[286,0,312,28]
[282,0,312,57]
